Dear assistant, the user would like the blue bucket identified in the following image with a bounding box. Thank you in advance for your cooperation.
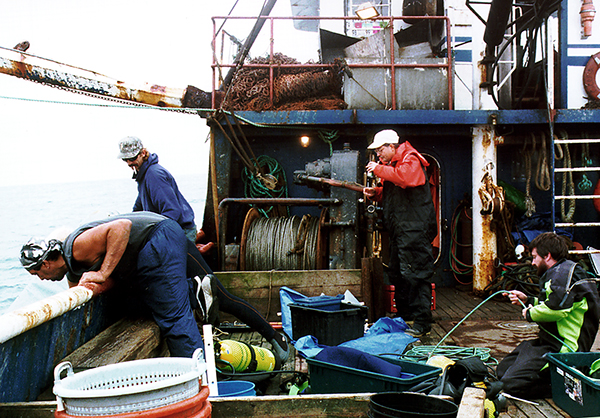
[215,380,256,397]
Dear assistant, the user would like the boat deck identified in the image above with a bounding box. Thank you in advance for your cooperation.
[426,286,577,417]
[2,285,592,417]
[224,285,597,417]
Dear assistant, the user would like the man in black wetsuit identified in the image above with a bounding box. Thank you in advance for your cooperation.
[497,232,600,399]
[20,212,289,364]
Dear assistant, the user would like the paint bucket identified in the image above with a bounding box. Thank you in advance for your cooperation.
[215,380,256,397]
[55,386,212,418]
[369,392,458,418]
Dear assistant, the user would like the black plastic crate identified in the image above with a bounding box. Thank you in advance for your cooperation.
[289,302,368,346]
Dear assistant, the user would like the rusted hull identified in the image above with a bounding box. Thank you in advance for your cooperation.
[0,295,112,402]
[0,287,93,344]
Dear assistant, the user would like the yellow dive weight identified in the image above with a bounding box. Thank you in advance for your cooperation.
[217,339,276,372]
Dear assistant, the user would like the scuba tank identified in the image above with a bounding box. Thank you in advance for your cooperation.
[216,340,276,373]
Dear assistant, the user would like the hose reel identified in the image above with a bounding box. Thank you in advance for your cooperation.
[240,208,327,271]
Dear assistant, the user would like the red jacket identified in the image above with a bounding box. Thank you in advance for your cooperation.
[370,141,430,201]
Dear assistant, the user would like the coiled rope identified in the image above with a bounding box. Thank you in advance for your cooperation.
[483,262,539,297]
[535,131,551,192]
[402,287,584,367]
[578,138,593,192]
[402,345,496,366]
[419,291,510,362]
[245,215,319,271]
[449,200,473,285]
[524,134,536,217]
[556,131,576,223]
[242,155,289,217]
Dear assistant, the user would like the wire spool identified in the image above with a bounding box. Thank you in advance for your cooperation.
[241,209,325,271]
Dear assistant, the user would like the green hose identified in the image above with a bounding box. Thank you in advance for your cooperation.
[419,290,575,363]
[242,155,288,217]
[428,291,509,359]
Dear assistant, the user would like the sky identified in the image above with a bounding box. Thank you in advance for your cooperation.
[0,0,325,309]
[0,0,318,187]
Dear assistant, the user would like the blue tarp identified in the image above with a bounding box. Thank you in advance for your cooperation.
[280,287,417,358]
[314,346,415,379]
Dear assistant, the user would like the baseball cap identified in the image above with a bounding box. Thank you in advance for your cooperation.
[367,130,399,149]
[20,238,62,271]
[118,136,143,159]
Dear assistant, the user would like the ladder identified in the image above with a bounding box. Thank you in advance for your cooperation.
[553,135,600,256]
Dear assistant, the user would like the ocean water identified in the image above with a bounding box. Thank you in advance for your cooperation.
[0,175,206,315]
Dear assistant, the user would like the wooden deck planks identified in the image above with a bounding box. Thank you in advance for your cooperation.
[220,285,585,418]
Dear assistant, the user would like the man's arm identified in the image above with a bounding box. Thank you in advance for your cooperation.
[71,219,132,286]
[373,153,426,188]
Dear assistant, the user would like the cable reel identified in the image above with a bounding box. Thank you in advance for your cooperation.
[240,208,328,271]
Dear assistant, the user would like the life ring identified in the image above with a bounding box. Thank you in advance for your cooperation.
[594,178,600,213]
[583,51,600,100]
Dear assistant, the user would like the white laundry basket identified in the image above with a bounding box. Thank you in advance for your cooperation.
[53,348,206,416]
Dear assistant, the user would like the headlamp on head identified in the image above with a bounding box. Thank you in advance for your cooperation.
[20,238,62,271]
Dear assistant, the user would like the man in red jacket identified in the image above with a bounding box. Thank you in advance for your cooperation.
[364,129,437,337]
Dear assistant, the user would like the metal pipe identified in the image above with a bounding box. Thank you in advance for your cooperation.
[446,17,454,110]
[472,125,498,294]
[221,0,278,89]
[0,286,93,344]
[0,51,184,108]
[390,17,396,110]
[214,62,452,70]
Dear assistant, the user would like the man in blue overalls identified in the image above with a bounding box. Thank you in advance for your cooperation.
[20,212,289,363]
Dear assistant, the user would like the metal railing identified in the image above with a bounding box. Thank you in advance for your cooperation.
[211,15,453,110]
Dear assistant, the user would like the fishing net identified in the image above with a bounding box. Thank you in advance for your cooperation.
[222,53,346,111]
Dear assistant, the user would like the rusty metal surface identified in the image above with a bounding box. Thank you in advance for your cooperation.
[0,49,184,107]
[222,53,345,111]
[0,295,113,402]
[0,287,93,344]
